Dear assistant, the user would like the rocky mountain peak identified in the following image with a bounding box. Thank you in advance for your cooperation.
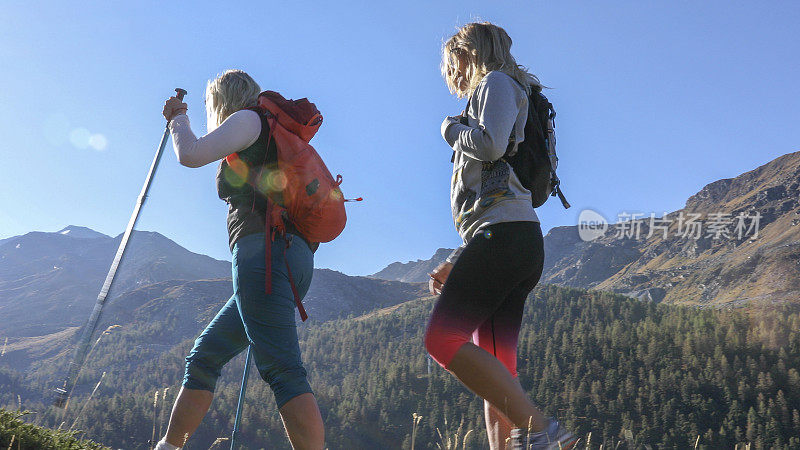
[56,226,110,239]
[683,150,800,215]
[370,248,453,283]
[544,150,800,307]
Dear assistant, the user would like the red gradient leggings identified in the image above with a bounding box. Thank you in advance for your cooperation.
[424,221,544,377]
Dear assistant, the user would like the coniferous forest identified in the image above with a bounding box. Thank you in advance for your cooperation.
[2,285,800,449]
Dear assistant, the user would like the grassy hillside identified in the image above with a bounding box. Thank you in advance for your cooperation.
[0,409,108,450]
[3,285,800,449]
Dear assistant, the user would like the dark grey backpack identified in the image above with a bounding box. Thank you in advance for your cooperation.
[457,86,570,208]
[506,86,570,208]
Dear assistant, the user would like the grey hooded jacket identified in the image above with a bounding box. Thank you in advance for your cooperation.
[441,71,539,263]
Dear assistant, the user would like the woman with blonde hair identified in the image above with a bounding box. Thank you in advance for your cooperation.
[425,23,577,449]
[155,69,324,450]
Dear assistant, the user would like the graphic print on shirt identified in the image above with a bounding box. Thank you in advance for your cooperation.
[453,188,477,231]
[478,160,514,208]
[453,160,515,231]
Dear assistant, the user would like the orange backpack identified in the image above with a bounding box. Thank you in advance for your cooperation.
[226,91,357,320]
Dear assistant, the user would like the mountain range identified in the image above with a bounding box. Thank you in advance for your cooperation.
[3,150,797,371]
[0,226,230,338]
[0,226,428,372]
[371,150,800,307]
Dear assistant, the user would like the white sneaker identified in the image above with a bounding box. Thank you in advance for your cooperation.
[510,419,578,450]
[154,439,181,450]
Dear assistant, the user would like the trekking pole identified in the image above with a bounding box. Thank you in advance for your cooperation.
[231,345,253,450]
[54,88,187,408]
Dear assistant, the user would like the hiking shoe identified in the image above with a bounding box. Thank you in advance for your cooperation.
[509,427,529,449]
[154,439,181,450]
[509,419,577,450]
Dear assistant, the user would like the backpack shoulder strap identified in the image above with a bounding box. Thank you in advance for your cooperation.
[254,108,277,166]
[527,90,546,141]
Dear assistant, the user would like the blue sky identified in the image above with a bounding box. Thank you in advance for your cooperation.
[1,1,798,275]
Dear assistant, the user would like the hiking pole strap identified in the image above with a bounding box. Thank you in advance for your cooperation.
[555,186,571,209]
[283,237,308,321]
[264,201,307,321]
[265,201,274,296]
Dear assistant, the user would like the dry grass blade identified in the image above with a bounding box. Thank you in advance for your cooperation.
[694,435,700,449]
[68,371,106,432]
[208,437,230,449]
[158,387,169,442]
[6,435,15,450]
[461,429,473,449]
[434,416,471,450]
[151,390,160,450]
[411,413,423,450]
[527,415,534,448]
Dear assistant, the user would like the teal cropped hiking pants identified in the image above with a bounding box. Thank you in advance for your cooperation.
[183,232,314,408]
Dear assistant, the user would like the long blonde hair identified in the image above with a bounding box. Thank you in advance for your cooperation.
[441,22,542,99]
[205,69,261,131]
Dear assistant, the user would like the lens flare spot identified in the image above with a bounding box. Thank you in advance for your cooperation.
[483,229,493,239]
[224,161,248,188]
[69,128,91,149]
[255,172,271,195]
[254,170,290,195]
[272,171,288,191]
[89,134,108,151]
[256,170,288,194]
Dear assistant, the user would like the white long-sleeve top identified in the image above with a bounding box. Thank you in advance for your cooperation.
[168,109,263,167]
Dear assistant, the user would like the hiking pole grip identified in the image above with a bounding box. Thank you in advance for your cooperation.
[168,88,188,124]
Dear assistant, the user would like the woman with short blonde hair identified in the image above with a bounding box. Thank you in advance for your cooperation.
[155,69,324,450]
[426,23,577,449]
[204,70,261,131]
